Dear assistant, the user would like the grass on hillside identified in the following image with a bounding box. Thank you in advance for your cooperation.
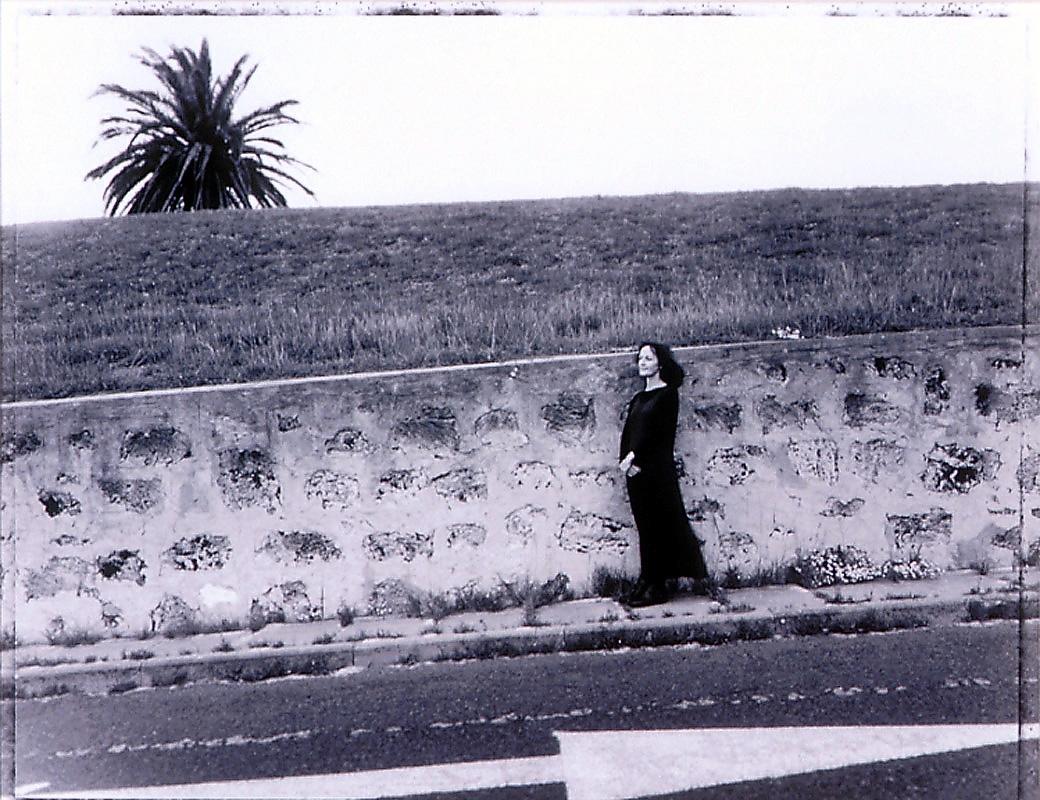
[1,183,1033,402]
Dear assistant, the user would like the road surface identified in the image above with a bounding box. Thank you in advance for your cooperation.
[11,620,1039,799]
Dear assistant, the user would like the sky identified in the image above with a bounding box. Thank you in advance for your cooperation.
[1,1,1037,225]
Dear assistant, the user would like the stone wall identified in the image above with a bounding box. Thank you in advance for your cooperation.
[2,325,1036,643]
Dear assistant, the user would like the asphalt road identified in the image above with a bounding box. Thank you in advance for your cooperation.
[11,620,1039,799]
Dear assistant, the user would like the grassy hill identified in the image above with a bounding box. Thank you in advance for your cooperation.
[1,183,1033,402]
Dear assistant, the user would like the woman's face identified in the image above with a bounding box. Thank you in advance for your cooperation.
[637,345,660,378]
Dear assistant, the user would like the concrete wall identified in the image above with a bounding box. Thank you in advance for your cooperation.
[2,325,1037,643]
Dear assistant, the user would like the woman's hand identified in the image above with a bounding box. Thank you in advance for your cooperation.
[619,452,639,477]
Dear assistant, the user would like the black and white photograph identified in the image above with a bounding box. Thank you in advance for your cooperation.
[1,1,1038,798]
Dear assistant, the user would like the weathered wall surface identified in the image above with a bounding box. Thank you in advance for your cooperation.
[2,325,1036,643]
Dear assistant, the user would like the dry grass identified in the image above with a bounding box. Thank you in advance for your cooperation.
[2,183,1032,402]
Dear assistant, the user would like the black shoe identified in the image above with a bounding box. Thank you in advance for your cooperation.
[629,582,671,607]
[621,578,648,605]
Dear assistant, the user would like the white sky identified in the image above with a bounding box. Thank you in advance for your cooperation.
[1,2,1037,225]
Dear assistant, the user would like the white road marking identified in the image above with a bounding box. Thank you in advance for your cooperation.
[42,677,1001,763]
[22,724,1038,800]
[557,723,1039,800]
[13,785,49,797]
[55,729,314,760]
[23,755,563,799]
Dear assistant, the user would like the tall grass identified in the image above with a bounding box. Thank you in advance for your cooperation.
[2,183,1032,401]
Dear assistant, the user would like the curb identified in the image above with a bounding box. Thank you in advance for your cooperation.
[8,594,1031,700]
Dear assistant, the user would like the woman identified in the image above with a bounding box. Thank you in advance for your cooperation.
[619,342,708,607]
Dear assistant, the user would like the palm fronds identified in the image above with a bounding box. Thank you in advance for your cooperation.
[86,39,314,215]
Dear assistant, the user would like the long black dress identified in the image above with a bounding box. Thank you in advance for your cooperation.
[619,385,708,582]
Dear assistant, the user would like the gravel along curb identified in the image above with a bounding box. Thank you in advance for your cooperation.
[5,596,1033,700]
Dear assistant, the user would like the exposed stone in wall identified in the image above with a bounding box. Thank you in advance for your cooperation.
[718,530,757,572]
[97,550,147,585]
[474,408,529,447]
[1018,451,1040,493]
[325,428,371,454]
[974,384,1009,421]
[760,362,788,383]
[921,444,1001,494]
[992,357,1022,370]
[755,396,818,434]
[46,612,115,643]
[119,426,192,466]
[216,448,280,512]
[505,504,549,546]
[673,456,688,479]
[821,497,866,518]
[557,510,631,554]
[432,468,488,502]
[446,523,487,548]
[366,578,419,617]
[787,439,840,485]
[24,556,95,599]
[68,429,95,450]
[511,461,556,489]
[163,534,232,571]
[885,508,953,554]
[98,478,164,514]
[38,489,81,517]
[843,393,904,428]
[541,393,596,443]
[923,366,951,416]
[52,534,90,547]
[821,357,847,374]
[705,445,767,486]
[530,573,572,605]
[259,530,342,564]
[55,472,78,485]
[689,402,742,434]
[849,438,906,482]
[1,431,42,463]
[975,384,1040,425]
[868,356,917,380]
[150,594,199,634]
[364,530,433,562]
[100,601,123,629]
[377,468,428,499]
[277,413,301,433]
[251,581,320,624]
[569,468,617,487]
[990,524,1021,551]
[687,497,725,522]
[305,469,361,509]
[393,407,460,450]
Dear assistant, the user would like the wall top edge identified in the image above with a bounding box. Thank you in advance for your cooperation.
[3,323,1035,412]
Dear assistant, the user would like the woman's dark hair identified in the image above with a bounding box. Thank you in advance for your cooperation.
[639,341,685,387]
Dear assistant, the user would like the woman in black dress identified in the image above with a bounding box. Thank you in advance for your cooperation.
[619,342,708,607]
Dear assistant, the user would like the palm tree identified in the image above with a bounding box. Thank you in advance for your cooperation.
[86,39,314,215]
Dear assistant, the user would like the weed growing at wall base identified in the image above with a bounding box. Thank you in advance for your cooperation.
[44,623,103,647]
[722,563,793,590]
[407,574,574,621]
[793,546,880,588]
[591,566,638,600]
[966,598,1040,622]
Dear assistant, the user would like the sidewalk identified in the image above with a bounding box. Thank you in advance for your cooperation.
[4,568,1037,700]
